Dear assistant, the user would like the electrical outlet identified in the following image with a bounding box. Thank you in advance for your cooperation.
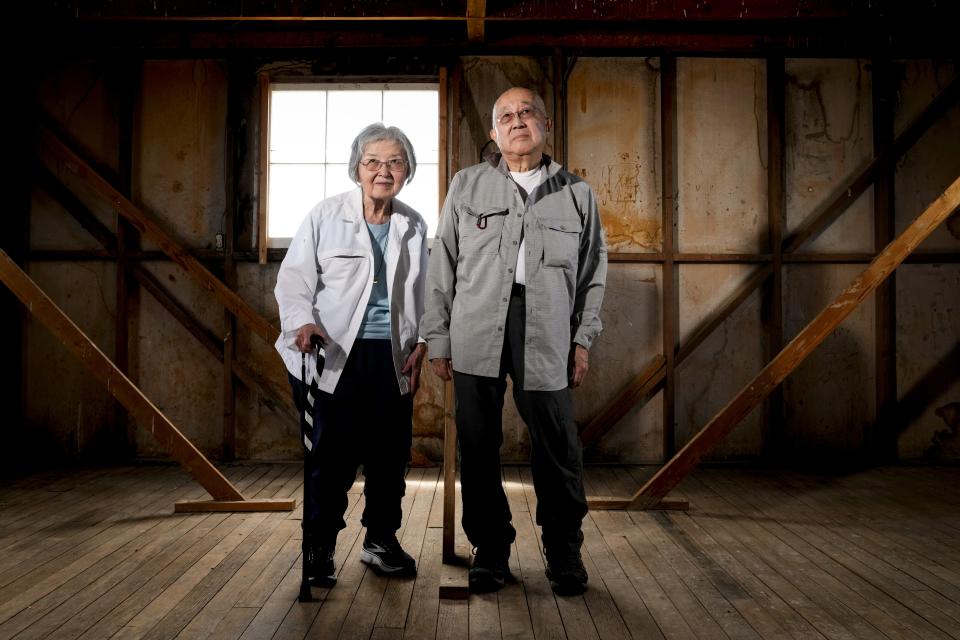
[215,233,224,251]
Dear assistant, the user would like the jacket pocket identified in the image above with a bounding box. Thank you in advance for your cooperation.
[317,251,367,289]
[540,215,582,270]
[459,206,509,255]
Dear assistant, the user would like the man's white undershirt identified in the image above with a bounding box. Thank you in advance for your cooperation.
[510,165,545,286]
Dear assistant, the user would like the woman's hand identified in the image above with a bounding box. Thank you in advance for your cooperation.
[402,343,427,396]
[295,324,328,353]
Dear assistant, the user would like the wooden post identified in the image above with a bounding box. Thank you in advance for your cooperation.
[0,249,293,513]
[763,56,786,457]
[257,72,271,266]
[597,175,960,510]
[552,48,566,166]
[114,58,141,459]
[438,380,468,598]
[438,67,449,212]
[660,55,679,459]
[38,124,279,345]
[872,57,897,462]
[222,60,243,462]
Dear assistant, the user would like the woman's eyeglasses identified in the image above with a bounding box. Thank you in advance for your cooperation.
[360,158,407,172]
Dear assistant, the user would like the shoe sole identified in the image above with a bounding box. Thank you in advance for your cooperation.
[469,568,507,593]
[360,549,416,576]
[549,579,587,596]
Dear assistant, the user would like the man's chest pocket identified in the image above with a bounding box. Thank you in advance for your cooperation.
[458,206,509,255]
[540,215,582,270]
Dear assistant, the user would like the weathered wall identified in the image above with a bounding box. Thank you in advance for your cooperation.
[782,59,877,458]
[675,59,767,459]
[26,61,121,461]
[567,57,663,463]
[893,60,960,460]
[24,54,959,466]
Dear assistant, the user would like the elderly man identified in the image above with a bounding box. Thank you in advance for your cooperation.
[422,87,607,595]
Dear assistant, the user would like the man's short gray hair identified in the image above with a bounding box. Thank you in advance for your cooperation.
[491,88,547,129]
[348,123,417,185]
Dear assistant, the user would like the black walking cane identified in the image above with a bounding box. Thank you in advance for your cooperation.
[298,334,335,602]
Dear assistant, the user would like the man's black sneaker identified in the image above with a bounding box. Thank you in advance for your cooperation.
[306,543,337,588]
[545,550,588,596]
[360,532,417,576]
[469,545,512,593]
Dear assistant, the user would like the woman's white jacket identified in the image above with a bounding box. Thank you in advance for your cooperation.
[274,187,428,395]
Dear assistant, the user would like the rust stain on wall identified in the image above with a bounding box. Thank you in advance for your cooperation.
[599,205,662,249]
[572,152,662,250]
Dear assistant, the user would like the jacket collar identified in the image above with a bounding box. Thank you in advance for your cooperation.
[487,151,559,178]
[338,186,411,237]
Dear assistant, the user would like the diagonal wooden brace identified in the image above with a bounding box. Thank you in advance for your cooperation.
[37,124,279,345]
[0,250,293,513]
[589,174,960,510]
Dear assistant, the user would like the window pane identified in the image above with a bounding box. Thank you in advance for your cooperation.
[267,85,439,241]
[326,91,384,163]
[270,91,326,164]
[268,164,325,238]
[384,91,439,164]
[325,164,356,198]
[397,163,439,236]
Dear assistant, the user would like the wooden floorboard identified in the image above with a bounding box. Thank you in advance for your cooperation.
[3,464,960,639]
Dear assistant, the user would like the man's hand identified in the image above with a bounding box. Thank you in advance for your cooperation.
[402,343,427,396]
[431,357,453,382]
[295,323,328,353]
[568,344,589,388]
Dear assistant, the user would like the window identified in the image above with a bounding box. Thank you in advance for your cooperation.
[264,82,440,249]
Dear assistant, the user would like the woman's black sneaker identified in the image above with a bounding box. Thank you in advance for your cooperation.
[360,532,417,576]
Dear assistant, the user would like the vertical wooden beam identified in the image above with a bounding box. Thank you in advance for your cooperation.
[441,62,461,566]
[872,57,897,461]
[552,48,566,166]
[439,66,449,209]
[4,67,32,469]
[450,61,463,176]
[114,58,141,459]
[660,55,679,459]
[257,72,271,265]
[222,61,243,462]
[763,56,786,457]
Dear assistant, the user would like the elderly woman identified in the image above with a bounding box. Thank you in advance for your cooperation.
[275,123,428,584]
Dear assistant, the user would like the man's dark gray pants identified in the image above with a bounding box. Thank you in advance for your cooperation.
[453,283,588,556]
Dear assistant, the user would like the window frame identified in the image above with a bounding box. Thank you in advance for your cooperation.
[257,76,446,263]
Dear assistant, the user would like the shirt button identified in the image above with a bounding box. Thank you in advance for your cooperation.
[512,240,518,245]
[516,214,522,218]
[497,326,503,332]
[507,268,514,274]
[502,297,507,302]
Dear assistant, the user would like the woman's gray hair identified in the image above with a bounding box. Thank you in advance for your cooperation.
[347,123,417,185]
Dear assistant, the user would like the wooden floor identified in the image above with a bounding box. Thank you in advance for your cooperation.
[2,463,960,640]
